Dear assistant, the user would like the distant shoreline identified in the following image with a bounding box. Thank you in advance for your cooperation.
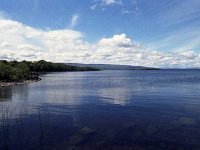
[66,63,160,70]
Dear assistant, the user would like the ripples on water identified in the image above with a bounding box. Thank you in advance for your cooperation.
[1,70,200,150]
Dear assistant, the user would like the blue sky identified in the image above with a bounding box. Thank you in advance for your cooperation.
[0,0,200,67]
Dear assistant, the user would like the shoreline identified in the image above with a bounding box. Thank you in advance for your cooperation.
[0,78,41,87]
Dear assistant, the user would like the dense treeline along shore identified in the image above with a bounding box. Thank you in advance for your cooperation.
[0,60,99,87]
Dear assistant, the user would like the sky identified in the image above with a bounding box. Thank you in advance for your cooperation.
[0,0,200,67]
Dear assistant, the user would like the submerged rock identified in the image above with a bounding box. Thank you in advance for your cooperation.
[133,145,146,150]
[123,122,136,128]
[104,129,116,140]
[179,117,196,126]
[69,134,84,145]
[68,127,95,146]
[79,127,95,135]
[146,125,158,135]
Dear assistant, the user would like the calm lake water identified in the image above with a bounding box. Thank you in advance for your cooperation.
[1,70,200,150]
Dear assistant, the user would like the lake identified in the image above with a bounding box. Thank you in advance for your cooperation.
[1,70,200,150]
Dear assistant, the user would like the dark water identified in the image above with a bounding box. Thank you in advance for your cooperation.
[1,70,200,150]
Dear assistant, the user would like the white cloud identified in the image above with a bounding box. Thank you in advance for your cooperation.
[90,0,140,17]
[121,7,140,15]
[90,0,122,10]
[90,4,97,10]
[101,0,122,5]
[0,17,200,68]
[99,34,133,47]
[69,13,79,28]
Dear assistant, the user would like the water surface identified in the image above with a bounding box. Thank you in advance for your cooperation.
[1,70,200,150]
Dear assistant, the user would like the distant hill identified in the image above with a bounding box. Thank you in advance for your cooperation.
[65,63,160,70]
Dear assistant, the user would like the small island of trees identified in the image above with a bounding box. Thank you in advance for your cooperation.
[0,60,99,83]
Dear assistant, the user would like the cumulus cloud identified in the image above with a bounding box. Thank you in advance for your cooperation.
[0,17,200,68]
[99,34,133,47]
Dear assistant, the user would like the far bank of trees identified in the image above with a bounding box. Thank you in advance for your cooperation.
[0,60,99,81]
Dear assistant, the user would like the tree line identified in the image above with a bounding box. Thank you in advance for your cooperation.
[0,60,99,81]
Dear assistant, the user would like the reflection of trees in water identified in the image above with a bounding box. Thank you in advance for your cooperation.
[0,84,31,102]
[0,88,12,101]
[12,85,29,103]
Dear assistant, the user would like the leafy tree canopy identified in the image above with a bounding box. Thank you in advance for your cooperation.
[0,60,99,81]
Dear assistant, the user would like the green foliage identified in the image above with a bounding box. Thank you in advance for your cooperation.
[0,62,12,80]
[0,60,99,81]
